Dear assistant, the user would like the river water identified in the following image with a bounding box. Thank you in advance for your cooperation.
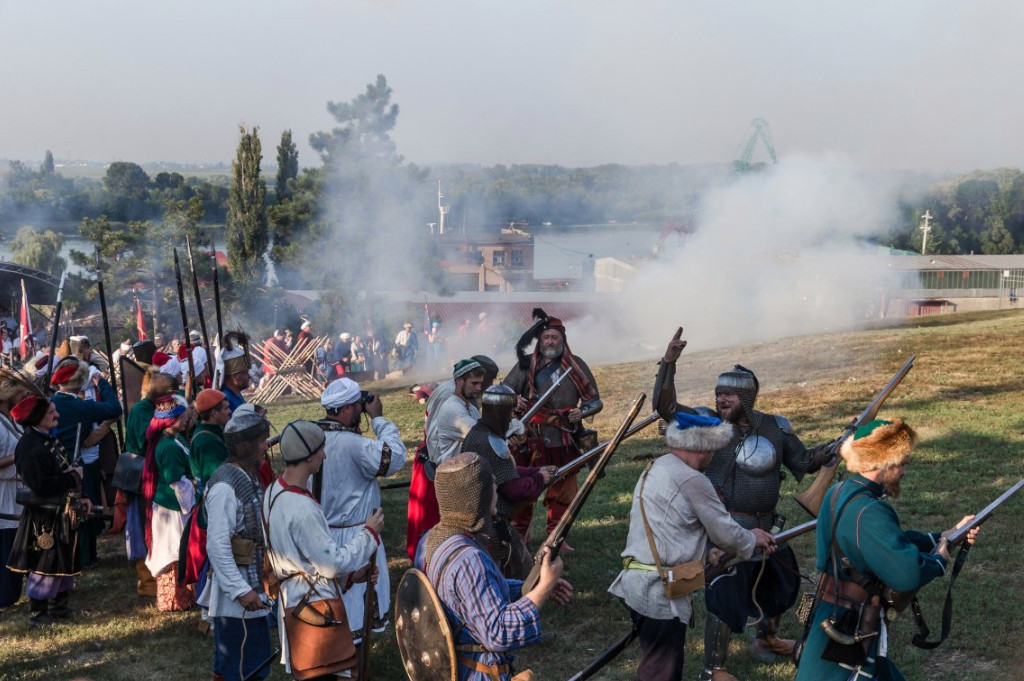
[0,222,665,280]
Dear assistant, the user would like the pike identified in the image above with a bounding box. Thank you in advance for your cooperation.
[95,248,125,450]
[705,519,817,581]
[795,355,916,517]
[43,268,68,389]
[172,248,198,400]
[186,235,213,382]
[210,241,224,388]
[522,394,646,592]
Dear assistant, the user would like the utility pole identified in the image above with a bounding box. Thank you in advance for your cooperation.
[920,210,933,255]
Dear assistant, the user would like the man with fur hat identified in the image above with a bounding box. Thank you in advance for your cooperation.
[795,419,979,681]
[653,330,834,680]
[50,359,122,569]
[503,316,602,543]
[263,420,384,678]
[460,384,555,579]
[609,414,776,681]
[317,377,406,641]
[199,406,273,681]
[406,355,498,560]
[423,452,572,681]
[217,332,252,414]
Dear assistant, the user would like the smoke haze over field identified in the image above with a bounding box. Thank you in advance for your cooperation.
[2,1,1024,171]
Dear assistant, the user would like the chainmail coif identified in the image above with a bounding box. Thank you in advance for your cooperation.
[425,452,498,567]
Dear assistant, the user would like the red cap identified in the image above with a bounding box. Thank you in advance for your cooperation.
[12,395,49,425]
[50,363,78,386]
[194,389,226,413]
[34,354,50,370]
[177,345,189,360]
[153,352,171,367]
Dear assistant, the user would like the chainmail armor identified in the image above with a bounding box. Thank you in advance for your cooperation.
[461,423,519,518]
[205,463,265,594]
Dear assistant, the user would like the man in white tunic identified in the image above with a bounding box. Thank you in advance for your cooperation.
[317,378,406,641]
[608,413,776,681]
[263,420,384,678]
[425,359,486,471]
[200,409,272,681]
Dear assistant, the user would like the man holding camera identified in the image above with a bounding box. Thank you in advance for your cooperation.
[317,377,406,642]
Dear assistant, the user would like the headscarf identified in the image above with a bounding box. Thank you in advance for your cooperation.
[141,394,189,552]
[425,452,498,567]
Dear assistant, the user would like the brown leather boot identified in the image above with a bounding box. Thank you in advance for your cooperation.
[752,633,796,657]
[710,669,739,681]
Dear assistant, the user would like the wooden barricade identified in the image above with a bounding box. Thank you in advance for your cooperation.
[251,335,326,402]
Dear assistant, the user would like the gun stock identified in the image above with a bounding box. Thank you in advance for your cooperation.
[795,355,915,518]
[522,394,646,592]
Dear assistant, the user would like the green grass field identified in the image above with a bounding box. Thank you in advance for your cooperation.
[2,309,1023,680]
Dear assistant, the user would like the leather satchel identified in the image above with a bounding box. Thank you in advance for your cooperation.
[284,581,357,680]
[112,451,145,493]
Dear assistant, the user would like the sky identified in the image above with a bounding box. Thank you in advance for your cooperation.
[2,0,1023,172]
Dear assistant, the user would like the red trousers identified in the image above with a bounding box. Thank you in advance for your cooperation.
[510,443,576,541]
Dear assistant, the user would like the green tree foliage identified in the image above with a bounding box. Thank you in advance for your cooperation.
[7,225,66,275]
[41,150,55,175]
[226,126,268,292]
[275,130,299,203]
[104,162,158,222]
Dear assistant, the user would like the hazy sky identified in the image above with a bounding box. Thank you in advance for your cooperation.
[1,0,1022,171]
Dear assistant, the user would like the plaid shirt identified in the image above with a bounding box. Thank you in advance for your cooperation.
[429,535,543,681]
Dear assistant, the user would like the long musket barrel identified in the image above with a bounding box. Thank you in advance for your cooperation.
[549,412,659,486]
[946,475,1024,546]
[94,248,125,451]
[43,268,68,389]
[210,241,224,388]
[172,248,198,399]
[522,394,646,592]
[186,236,213,381]
[795,355,916,517]
[705,519,817,581]
[564,626,639,681]
[357,547,377,681]
[519,366,574,424]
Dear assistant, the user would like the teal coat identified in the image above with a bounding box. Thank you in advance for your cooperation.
[795,475,947,681]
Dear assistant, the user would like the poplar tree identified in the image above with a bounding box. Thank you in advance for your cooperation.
[276,130,299,203]
[226,125,268,291]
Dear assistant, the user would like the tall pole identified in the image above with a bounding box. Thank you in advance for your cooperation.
[920,210,933,255]
[173,248,198,400]
[186,235,213,380]
[95,248,125,450]
[211,241,224,389]
[43,268,68,389]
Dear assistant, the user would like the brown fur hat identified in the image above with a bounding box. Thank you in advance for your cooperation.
[840,418,917,473]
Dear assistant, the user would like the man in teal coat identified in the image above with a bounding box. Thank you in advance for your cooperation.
[795,418,979,681]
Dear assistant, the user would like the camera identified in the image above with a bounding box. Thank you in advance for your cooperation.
[360,391,375,407]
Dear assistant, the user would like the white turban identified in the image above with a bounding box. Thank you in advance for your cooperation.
[321,377,361,409]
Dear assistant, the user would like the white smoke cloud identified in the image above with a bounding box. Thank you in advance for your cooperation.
[566,154,913,363]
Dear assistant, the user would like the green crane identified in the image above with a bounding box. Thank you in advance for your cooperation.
[732,117,778,174]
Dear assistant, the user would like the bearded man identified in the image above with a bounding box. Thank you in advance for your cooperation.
[653,330,833,681]
[503,317,601,544]
[795,419,979,681]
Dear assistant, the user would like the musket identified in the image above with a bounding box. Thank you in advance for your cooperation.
[564,625,639,681]
[43,268,68,389]
[72,423,83,467]
[186,235,213,383]
[210,241,224,388]
[95,248,125,451]
[519,366,575,425]
[522,394,646,593]
[172,248,198,400]
[705,519,817,581]
[379,479,411,490]
[795,355,916,517]
[547,412,659,488]
[240,649,281,681]
[357,547,377,681]
[886,475,1024,613]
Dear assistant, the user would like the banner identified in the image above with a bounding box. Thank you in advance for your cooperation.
[135,295,148,340]
[19,279,32,358]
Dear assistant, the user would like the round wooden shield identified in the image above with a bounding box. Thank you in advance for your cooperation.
[394,568,457,681]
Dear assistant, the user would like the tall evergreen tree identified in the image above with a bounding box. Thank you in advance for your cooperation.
[226,125,268,291]
[276,130,299,203]
[41,150,55,175]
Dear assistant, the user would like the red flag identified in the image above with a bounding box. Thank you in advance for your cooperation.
[19,279,33,358]
[135,296,148,340]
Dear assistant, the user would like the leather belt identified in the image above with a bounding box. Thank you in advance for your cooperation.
[819,573,881,611]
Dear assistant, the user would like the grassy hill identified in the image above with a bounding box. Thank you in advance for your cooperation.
[2,310,1022,680]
